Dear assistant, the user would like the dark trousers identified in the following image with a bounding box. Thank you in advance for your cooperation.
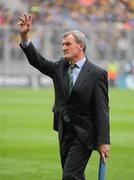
[59,123,92,180]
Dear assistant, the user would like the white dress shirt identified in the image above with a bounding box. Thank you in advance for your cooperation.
[71,57,86,85]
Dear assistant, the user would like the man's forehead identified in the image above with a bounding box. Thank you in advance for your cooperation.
[62,34,75,42]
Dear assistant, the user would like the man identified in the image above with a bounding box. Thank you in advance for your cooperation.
[18,14,110,180]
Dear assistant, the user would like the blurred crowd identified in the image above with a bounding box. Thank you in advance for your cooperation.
[1,0,134,63]
[0,0,134,27]
[1,0,134,89]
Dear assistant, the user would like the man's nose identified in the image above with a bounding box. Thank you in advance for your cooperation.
[62,45,67,51]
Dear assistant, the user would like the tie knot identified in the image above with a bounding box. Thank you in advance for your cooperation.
[69,63,77,69]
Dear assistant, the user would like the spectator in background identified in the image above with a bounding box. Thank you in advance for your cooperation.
[1,0,134,26]
[0,29,4,59]
[95,35,109,60]
[116,32,129,60]
[107,62,118,87]
[1,0,134,62]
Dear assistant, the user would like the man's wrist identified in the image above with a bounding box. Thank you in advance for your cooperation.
[21,39,31,48]
[20,33,29,41]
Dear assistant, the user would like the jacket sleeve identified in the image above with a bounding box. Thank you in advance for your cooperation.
[94,70,110,145]
[20,42,56,78]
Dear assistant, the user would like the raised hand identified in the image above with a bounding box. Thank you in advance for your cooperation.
[18,14,32,41]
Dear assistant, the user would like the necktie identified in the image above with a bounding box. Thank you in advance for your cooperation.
[68,64,76,95]
[61,64,77,127]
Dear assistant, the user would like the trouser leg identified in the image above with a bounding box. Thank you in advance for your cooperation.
[59,131,75,169]
[62,138,92,180]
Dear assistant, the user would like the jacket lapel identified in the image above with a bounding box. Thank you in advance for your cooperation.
[62,60,69,97]
[70,59,91,94]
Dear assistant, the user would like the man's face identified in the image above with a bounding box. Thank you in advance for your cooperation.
[62,34,83,61]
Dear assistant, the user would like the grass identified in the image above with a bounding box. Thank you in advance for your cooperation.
[0,88,134,180]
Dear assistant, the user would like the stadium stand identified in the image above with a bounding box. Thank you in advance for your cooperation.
[0,0,134,88]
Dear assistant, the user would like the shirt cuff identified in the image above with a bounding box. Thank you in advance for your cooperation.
[21,40,31,48]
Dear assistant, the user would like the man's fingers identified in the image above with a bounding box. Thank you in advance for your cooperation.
[18,13,32,35]
[24,13,28,22]
[18,14,32,29]
[28,14,32,22]
[19,17,25,23]
[101,151,109,164]
[98,145,109,165]
[19,14,32,24]
[101,153,106,164]
[27,22,31,31]
[18,22,23,26]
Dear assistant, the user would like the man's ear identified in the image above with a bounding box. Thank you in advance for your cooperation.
[80,43,85,51]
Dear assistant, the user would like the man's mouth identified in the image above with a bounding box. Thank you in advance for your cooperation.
[64,52,69,55]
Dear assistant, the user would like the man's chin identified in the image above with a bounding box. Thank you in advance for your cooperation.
[63,55,72,61]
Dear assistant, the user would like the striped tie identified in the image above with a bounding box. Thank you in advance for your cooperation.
[61,64,76,125]
[68,63,76,95]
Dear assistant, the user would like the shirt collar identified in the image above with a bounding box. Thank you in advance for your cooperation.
[75,57,86,69]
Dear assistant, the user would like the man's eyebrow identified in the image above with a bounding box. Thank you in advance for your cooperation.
[62,42,71,45]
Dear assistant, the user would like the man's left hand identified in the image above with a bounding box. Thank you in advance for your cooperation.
[98,144,110,163]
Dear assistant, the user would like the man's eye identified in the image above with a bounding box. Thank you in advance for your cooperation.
[62,43,71,46]
[66,43,71,46]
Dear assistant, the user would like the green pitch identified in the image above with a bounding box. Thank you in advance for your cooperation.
[0,88,134,180]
